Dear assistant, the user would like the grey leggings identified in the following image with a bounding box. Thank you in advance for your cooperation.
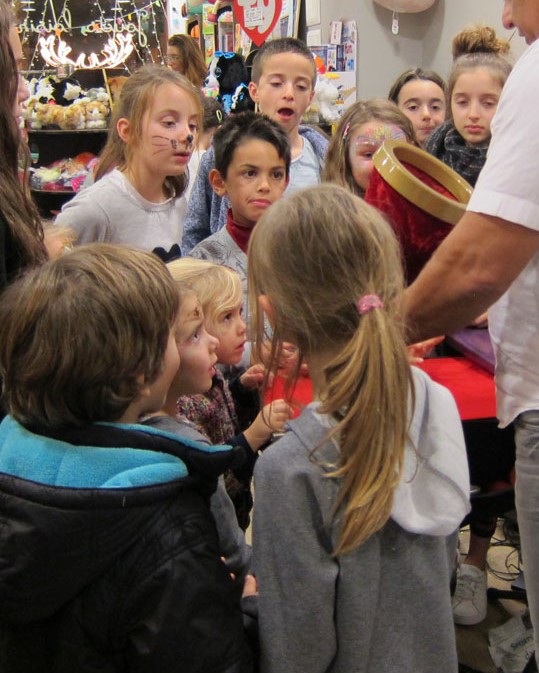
[515,410,539,666]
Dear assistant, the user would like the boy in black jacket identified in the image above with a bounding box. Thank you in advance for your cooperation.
[0,243,253,673]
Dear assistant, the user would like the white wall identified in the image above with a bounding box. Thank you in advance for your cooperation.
[317,0,526,98]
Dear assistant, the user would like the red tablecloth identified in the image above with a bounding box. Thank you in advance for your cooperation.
[265,357,496,422]
[416,357,496,420]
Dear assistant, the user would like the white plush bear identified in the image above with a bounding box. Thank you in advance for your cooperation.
[312,78,340,125]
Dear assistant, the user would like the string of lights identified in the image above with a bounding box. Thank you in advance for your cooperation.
[18,0,166,70]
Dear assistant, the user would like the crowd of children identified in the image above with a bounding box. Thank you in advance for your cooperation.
[0,13,524,671]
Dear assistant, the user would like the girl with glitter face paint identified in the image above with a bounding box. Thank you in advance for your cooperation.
[323,98,417,198]
[54,65,201,260]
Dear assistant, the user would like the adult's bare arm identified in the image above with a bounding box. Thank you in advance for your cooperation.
[403,211,539,343]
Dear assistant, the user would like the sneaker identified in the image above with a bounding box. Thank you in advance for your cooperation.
[452,563,488,626]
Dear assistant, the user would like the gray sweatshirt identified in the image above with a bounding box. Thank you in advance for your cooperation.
[54,169,186,259]
[253,366,470,673]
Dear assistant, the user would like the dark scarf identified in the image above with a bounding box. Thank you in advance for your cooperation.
[424,120,489,187]
[225,209,252,254]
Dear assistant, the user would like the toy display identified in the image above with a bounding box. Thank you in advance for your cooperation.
[202,51,252,113]
[30,152,98,194]
[25,74,112,131]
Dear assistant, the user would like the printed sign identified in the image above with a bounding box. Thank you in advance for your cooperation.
[233,0,282,46]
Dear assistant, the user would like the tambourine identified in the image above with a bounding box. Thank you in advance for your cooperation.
[364,140,473,283]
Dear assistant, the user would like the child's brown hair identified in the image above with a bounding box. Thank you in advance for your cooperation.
[0,243,179,428]
[447,24,512,116]
[251,37,317,86]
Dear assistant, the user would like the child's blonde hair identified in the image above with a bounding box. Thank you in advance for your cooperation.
[167,258,242,329]
[448,24,512,115]
[96,64,203,198]
[323,99,417,197]
[248,184,413,555]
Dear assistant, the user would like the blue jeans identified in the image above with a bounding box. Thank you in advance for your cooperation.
[515,410,539,664]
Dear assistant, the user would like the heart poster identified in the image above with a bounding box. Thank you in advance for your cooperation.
[233,0,283,47]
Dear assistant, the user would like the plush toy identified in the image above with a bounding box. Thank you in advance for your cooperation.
[59,102,87,130]
[85,100,110,129]
[309,78,340,124]
[107,76,128,104]
[84,86,110,103]
[37,103,64,129]
[203,52,252,114]
[25,99,43,130]
[34,74,59,104]
[30,153,97,193]
[51,77,83,106]
[202,58,220,99]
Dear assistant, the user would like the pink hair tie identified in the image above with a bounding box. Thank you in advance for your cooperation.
[357,294,384,315]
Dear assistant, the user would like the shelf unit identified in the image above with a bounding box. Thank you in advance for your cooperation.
[28,128,108,217]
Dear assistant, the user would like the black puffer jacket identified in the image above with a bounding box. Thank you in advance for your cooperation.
[0,418,253,673]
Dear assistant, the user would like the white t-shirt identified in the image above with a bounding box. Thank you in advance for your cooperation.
[55,169,186,259]
[467,39,539,427]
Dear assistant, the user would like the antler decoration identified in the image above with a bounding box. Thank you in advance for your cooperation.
[39,33,134,69]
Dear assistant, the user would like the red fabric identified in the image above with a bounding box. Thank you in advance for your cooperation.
[364,161,456,284]
[264,373,313,418]
[266,357,496,422]
[225,209,252,253]
[417,357,496,421]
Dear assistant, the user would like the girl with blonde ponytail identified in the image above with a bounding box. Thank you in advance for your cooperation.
[248,184,470,673]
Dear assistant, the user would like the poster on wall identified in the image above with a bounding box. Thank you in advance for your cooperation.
[232,0,298,53]
[167,0,186,35]
[17,0,167,72]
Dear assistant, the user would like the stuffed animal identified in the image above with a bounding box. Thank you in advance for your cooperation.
[203,52,252,114]
[202,58,220,99]
[310,78,340,124]
[25,99,43,130]
[85,100,110,129]
[34,74,59,104]
[59,102,87,130]
[37,103,64,129]
[107,76,128,104]
[84,86,110,103]
[51,77,83,106]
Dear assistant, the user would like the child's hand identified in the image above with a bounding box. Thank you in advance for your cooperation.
[407,335,444,364]
[243,399,293,451]
[240,363,273,390]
